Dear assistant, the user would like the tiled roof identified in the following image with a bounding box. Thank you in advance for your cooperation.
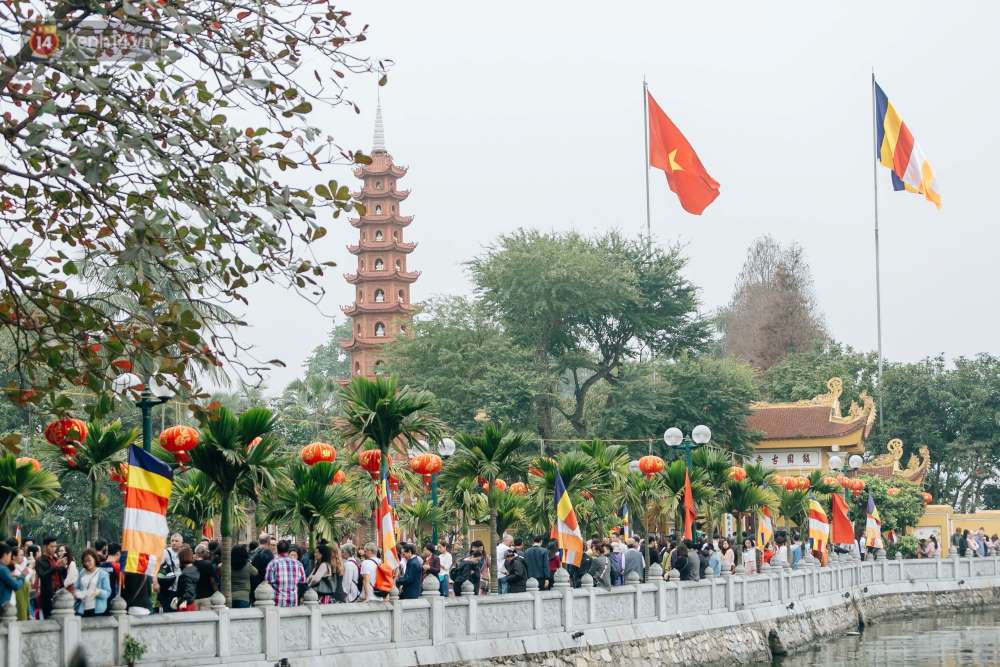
[746,405,867,440]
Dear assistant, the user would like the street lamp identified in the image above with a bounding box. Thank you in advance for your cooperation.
[431,437,456,544]
[115,374,173,452]
[828,453,863,499]
[664,424,712,469]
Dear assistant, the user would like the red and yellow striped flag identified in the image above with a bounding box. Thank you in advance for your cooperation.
[554,472,584,566]
[375,477,399,592]
[120,445,173,575]
[874,80,941,208]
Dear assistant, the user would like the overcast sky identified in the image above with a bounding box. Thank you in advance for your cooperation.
[236,1,999,393]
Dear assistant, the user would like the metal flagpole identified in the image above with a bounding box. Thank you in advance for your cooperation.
[643,78,652,248]
[870,71,884,430]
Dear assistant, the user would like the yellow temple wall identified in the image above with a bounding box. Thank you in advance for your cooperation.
[912,505,1000,556]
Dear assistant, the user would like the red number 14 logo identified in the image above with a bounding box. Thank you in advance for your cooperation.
[29,24,59,58]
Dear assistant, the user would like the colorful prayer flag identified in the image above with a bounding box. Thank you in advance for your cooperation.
[376,476,400,591]
[831,492,854,545]
[757,506,774,546]
[554,472,584,566]
[683,468,697,540]
[874,80,941,208]
[647,90,720,215]
[808,498,829,553]
[620,503,631,540]
[865,494,884,549]
[120,445,173,576]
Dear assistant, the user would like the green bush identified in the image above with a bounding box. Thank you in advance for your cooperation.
[887,534,919,559]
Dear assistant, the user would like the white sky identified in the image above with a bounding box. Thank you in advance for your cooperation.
[237,0,1000,393]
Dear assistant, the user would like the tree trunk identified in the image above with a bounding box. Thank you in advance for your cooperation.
[535,347,553,439]
[89,477,100,547]
[489,507,498,593]
[734,512,744,565]
[220,490,234,606]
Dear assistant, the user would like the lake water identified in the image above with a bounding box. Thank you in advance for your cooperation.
[770,609,1000,666]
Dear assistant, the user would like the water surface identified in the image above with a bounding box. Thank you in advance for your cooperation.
[771,609,1000,666]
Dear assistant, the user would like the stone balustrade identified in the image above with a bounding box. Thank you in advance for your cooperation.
[3,554,998,667]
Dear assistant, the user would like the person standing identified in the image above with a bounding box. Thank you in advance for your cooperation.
[35,536,66,618]
[11,547,33,620]
[719,539,736,574]
[622,540,644,581]
[420,542,441,595]
[193,545,217,609]
[307,545,341,604]
[155,533,183,613]
[229,545,257,609]
[523,536,548,589]
[359,543,381,602]
[74,549,111,617]
[0,544,26,610]
[495,534,513,594]
[504,549,527,593]
[341,544,361,602]
[173,547,199,612]
[265,540,307,607]
[436,543,452,597]
[958,529,971,557]
[396,544,423,599]
[741,538,758,575]
[589,542,612,589]
[249,534,274,598]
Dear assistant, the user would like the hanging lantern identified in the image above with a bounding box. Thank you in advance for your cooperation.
[174,451,191,464]
[728,466,747,482]
[783,477,796,491]
[887,487,900,497]
[638,455,665,478]
[839,475,850,488]
[159,425,200,454]
[300,442,336,466]
[494,479,508,492]
[409,453,442,485]
[389,474,400,493]
[854,479,866,492]
[44,418,88,447]
[62,444,77,458]
[509,481,528,496]
[799,477,811,491]
[922,491,933,504]
[109,462,128,484]
[329,469,347,485]
[15,457,40,472]
[358,449,388,479]
[822,476,838,487]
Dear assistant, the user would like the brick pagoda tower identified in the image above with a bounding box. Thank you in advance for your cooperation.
[340,105,419,379]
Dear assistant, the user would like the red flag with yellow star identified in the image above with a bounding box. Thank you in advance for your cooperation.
[647,91,720,215]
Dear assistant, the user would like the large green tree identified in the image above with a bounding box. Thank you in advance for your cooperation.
[761,341,878,410]
[469,229,709,437]
[0,0,379,408]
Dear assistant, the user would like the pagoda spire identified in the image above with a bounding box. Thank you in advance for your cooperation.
[372,101,386,153]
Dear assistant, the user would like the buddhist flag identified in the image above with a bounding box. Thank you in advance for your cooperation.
[874,80,941,208]
[831,493,854,545]
[647,90,720,215]
[620,503,631,540]
[865,494,884,549]
[808,498,829,553]
[682,468,697,541]
[120,445,172,576]
[554,472,584,566]
[757,506,774,546]
[375,476,400,591]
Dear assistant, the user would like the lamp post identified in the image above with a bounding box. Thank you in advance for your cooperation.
[113,374,173,451]
[433,437,456,544]
[827,453,864,499]
[664,425,711,541]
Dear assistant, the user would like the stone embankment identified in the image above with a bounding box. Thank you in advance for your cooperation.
[3,553,999,667]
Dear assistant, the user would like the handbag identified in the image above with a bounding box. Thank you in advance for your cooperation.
[314,575,337,597]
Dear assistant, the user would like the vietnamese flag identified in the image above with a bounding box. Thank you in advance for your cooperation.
[830,493,854,545]
[683,468,697,540]
[647,91,720,215]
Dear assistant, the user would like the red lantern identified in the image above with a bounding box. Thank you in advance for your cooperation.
[109,462,128,484]
[174,451,191,464]
[111,359,133,372]
[728,466,747,482]
[389,474,400,492]
[822,476,838,487]
[510,481,528,496]
[494,479,508,492]
[159,425,200,454]
[854,479,866,492]
[638,455,665,478]
[62,445,77,458]
[44,418,88,447]
[358,449,389,479]
[887,487,900,497]
[839,475,849,488]
[772,475,786,488]
[300,442,336,466]
[409,453,442,485]
[15,457,40,472]
[799,477,811,491]
[329,469,346,485]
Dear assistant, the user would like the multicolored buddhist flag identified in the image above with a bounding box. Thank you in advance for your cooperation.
[808,498,829,553]
[647,90,720,215]
[874,79,941,209]
[375,476,400,591]
[682,468,697,541]
[620,503,631,540]
[757,506,774,546]
[120,445,173,575]
[554,471,584,566]
[830,492,854,545]
[865,494,884,549]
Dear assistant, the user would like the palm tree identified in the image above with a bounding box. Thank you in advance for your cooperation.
[45,420,137,545]
[691,448,734,537]
[280,375,341,440]
[724,479,777,564]
[440,421,529,592]
[337,376,442,481]
[659,459,710,535]
[397,499,447,544]
[170,470,224,536]
[438,476,487,546]
[189,407,283,605]
[0,455,61,534]
[262,461,358,550]
[522,452,599,536]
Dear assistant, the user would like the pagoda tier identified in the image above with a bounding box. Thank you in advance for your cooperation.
[339,335,389,351]
[350,214,414,228]
[353,163,407,178]
[347,241,417,255]
[344,269,420,285]
[340,302,414,317]
[352,188,410,201]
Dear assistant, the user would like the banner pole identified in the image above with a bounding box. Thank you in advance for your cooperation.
[643,77,651,249]
[871,71,884,431]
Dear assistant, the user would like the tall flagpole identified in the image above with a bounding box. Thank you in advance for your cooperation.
[643,78,651,249]
[870,71,884,430]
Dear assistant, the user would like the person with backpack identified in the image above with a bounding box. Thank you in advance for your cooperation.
[503,549,527,593]
[359,542,382,601]
[341,544,362,602]
[450,548,483,596]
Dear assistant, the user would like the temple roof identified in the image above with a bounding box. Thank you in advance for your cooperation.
[746,377,876,441]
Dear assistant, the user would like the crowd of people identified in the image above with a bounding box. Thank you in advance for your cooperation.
[951,527,1000,557]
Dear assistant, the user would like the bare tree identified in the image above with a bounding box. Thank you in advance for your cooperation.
[718,236,826,370]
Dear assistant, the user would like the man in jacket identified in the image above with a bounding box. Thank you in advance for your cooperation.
[523,535,548,586]
[0,544,25,608]
[35,536,65,618]
[622,540,645,581]
[503,549,528,593]
[396,544,423,599]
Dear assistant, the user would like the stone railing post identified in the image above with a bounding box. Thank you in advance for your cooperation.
[253,581,280,661]
[110,596,128,667]
[723,568,735,612]
[553,567,572,632]
[653,565,668,621]
[210,592,230,659]
[422,574,444,644]
[2,602,19,667]
[526,578,544,631]
[463,580,478,636]
[301,588,320,651]
[51,587,80,666]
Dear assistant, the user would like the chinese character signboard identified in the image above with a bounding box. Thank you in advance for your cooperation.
[753,449,822,470]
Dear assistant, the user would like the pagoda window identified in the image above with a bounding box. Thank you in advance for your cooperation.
[394,259,401,271]
[374,289,385,303]
[391,204,396,213]
[374,258,385,271]
[392,230,399,241]
[374,230,384,242]
[374,322,386,337]
[356,323,361,334]
[375,180,383,190]
[374,204,383,215]
[397,289,405,303]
